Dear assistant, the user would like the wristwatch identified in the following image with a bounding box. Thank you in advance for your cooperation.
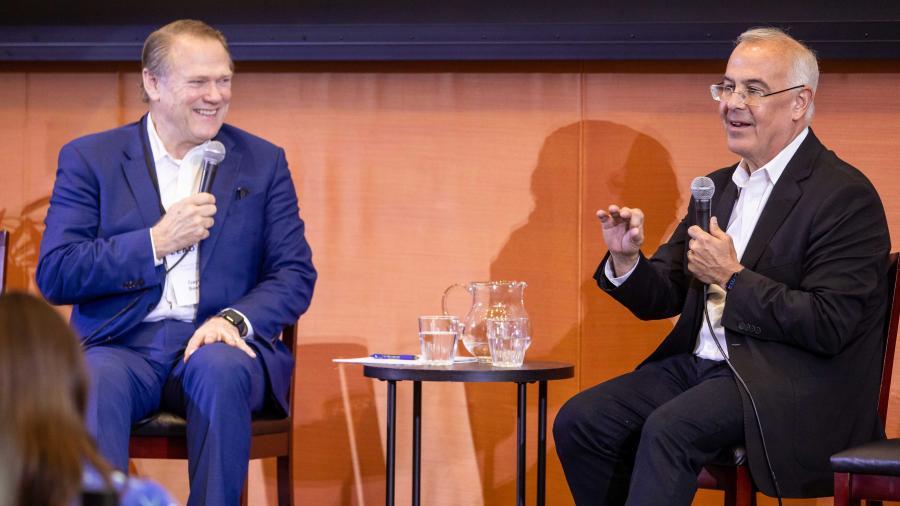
[218,309,248,337]
[725,271,740,291]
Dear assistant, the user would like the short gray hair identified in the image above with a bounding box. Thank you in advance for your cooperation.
[736,27,818,119]
[140,20,233,103]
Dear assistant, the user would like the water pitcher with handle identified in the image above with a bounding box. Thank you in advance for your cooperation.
[442,281,529,363]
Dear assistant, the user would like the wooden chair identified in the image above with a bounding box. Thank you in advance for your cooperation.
[0,229,8,294]
[699,252,900,506]
[129,323,298,505]
[698,447,756,506]
[830,252,900,506]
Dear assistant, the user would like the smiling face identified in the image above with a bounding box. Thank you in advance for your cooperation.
[142,34,233,159]
[720,41,812,171]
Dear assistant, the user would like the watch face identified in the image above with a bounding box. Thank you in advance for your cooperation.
[220,310,246,336]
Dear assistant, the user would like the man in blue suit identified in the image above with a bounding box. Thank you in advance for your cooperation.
[37,19,316,505]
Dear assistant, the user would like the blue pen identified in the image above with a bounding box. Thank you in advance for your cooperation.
[371,354,417,360]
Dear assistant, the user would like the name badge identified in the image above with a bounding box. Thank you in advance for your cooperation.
[167,244,200,306]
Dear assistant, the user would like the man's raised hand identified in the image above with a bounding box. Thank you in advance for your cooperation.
[597,205,644,277]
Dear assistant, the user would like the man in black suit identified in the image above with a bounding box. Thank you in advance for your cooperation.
[553,27,891,505]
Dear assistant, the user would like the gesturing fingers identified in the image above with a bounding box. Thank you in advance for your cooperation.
[597,205,625,229]
[620,207,644,232]
[598,205,644,229]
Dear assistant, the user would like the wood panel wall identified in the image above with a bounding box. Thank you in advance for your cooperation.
[1,60,898,506]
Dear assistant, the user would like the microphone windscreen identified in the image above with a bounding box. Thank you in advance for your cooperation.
[202,141,226,164]
[690,176,715,202]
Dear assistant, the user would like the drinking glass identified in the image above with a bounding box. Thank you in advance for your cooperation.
[486,317,531,367]
[418,316,459,365]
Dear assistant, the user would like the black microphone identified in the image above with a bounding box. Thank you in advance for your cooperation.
[691,176,715,232]
[198,141,226,194]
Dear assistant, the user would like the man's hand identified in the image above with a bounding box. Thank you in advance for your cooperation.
[183,316,257,362]
[597,205,644,276]
[151,193,217,259]
[687,217,742,286]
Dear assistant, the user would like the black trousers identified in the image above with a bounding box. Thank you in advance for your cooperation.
[553,353,745,506]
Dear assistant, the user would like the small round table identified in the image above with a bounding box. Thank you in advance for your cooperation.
[363,360,574,506]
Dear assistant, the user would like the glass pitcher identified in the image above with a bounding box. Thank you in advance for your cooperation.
[442,281,529,363]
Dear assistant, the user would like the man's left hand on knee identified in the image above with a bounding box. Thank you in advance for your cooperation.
[184,317,257,362]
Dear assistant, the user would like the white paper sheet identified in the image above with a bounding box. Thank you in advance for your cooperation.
[332,356,479,366]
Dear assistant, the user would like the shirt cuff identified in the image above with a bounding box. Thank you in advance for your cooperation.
[604,256,638,287]
[226,308,255,340]
[149,229,164,267]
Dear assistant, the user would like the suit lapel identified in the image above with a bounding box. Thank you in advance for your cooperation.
[199,129,242,273]
[738,130,820,270]
[713,174,740,230]
[122,115,163,228]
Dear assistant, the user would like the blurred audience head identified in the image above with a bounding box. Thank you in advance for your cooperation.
[0,292,109,506]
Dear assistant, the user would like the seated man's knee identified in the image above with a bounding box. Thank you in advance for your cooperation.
[554,390,628,458]
[554,395,586,447]
[183,343,254,397]
[640,405,687,450]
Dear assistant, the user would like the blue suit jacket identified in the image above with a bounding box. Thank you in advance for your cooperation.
[37,115,317,413]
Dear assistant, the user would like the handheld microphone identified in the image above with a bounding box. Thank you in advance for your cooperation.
[198,141,226,194]
[690,176,715,232]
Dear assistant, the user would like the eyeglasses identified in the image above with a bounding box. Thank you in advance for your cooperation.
[710,83,805,107]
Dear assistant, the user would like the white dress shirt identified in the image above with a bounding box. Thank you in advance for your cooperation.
[606,127,809,360]
[144,113,205,324]
[143,114,254,338]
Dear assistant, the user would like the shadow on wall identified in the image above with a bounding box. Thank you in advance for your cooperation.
[470,120,683,503]
[293,341,386,505]
[0,196,50,292]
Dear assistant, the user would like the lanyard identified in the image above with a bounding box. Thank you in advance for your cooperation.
[139,115,167,216]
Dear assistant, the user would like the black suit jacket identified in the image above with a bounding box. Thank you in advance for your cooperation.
[595,130,891,497]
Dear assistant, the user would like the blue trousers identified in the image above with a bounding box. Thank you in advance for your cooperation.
[83,320,267,506]
[553,354,744,506]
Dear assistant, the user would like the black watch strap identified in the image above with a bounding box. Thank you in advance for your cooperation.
[218,309,248,337]
[725,271,740,291]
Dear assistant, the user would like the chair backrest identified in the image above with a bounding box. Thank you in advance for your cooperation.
[282,322,297,356]
[0,229,8,294]
[282,322,298,419]
[877,252,900,425]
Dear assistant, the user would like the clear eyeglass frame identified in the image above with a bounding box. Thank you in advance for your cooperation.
[710,83,805,107]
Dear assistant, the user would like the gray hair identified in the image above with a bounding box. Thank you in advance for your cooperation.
[140,19,233,103]
[736,27,818,120]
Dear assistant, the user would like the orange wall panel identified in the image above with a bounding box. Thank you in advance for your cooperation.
[0,60,898,506]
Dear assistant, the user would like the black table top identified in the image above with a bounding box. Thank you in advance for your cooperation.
[363,360,574,383]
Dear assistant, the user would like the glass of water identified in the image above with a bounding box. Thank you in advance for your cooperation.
[418,316,460,366]
[486,317,531,367]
